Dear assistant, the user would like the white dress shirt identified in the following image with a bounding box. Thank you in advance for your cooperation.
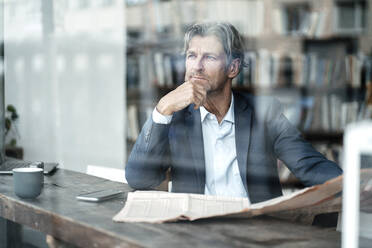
[152,94,249,200]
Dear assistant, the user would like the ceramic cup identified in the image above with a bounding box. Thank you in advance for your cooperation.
[13,167,43,199]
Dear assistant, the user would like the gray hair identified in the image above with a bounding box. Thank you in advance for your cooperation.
[183,22,247,72]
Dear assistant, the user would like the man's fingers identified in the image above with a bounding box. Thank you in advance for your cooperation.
[191,80,208,94]
[192,82,208,107]
[166,80,207,111]
[192,88,207,109]
[192,92,204,109]
[179,81,206,109]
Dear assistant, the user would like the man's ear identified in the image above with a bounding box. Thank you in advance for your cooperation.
[228,59,240,78]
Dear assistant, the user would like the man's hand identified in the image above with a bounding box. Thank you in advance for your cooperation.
[156,80,208,116]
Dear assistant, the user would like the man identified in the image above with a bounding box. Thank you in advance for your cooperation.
[125,22,342,204]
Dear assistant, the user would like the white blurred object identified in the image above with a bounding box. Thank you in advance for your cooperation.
[87,165,127,183]
[168,181,172,192]
[4,0,126,174]
[342,121,372,248]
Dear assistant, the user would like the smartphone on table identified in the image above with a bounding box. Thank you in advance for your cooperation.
[76,189,123,202]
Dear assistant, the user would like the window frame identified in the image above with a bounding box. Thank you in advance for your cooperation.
[334,0,367,34]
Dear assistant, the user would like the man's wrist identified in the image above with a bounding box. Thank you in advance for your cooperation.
[156,100,173,116]
[152,107,173,124]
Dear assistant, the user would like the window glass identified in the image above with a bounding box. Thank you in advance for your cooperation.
[283,3,310,35]
[338,2,356,29]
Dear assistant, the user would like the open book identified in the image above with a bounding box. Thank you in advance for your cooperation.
[113,169,372,223]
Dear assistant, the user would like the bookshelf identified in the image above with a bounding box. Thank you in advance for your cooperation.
[125,0,372,170]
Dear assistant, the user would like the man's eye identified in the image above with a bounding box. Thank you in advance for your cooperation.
[206,56,216,60]
[187,54,195,59]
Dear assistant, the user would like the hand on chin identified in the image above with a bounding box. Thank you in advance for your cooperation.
[190,77,211,92]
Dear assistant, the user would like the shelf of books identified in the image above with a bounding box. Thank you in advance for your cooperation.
[125,0,372,170]
[127,49,371,135]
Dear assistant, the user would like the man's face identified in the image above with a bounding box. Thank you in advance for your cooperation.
[185,35,229,93]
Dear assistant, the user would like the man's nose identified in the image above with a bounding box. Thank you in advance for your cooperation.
[193,57,204,72]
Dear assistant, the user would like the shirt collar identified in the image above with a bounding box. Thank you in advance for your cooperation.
[200,94,234,124]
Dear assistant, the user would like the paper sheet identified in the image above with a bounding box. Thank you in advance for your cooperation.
[113,169,372,223]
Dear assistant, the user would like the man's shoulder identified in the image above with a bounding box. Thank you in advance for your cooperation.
[234,91,282,111]
[234,91,283,121]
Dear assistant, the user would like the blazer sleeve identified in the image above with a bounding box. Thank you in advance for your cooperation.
[266,98,343,186]
[125,117,171,189]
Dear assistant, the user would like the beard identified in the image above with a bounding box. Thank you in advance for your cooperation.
[185,68,230,95]
[185,72,210,90]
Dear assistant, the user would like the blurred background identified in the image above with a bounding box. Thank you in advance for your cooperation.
[2,0,372,183]
[1,0,371,247]
[3,0,126,173]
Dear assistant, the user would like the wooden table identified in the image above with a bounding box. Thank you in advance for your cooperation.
[0,168,360,248]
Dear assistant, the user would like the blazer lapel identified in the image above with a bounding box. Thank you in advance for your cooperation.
[185,106,206,194]
[234,92,252,197]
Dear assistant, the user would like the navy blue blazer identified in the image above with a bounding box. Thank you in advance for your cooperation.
[126,91,342,203]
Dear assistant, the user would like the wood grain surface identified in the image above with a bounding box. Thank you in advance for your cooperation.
[0,168,352,248]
